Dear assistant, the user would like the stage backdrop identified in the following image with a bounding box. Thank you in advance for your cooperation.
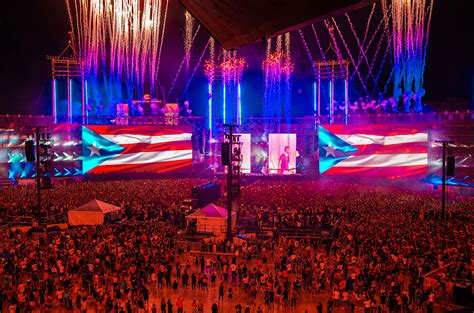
[268,134,297,174]
[319,124,428,178]
[82,125,193,174]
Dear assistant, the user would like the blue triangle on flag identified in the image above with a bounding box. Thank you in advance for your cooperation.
[82,126,124,174]
[318,126,359,173]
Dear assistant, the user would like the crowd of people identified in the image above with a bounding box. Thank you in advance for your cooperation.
[0,179,204,222]
[325,93,471,116]
[0,178,472,312]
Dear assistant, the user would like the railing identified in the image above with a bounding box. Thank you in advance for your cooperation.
[216,112,473,126]
[0,115,205,128]
[176,240,202,252]
[241,225,325,238]
[39,213,68,225]
[318,111,474,125]
[0,213,68,226]
[0,111,473,128]
[1,215,33,226]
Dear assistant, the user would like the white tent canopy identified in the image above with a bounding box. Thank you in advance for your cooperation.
[186,204,236,235]
[68,199,121,226]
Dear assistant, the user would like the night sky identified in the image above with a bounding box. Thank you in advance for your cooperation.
[0,0,472,115]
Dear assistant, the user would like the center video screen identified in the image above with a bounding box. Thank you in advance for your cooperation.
[268,134,297,174]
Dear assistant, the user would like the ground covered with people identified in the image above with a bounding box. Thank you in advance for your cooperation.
[0,178,472,312]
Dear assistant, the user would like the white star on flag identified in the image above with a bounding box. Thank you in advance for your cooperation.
[87,141,101,157]
[323,142,337,157]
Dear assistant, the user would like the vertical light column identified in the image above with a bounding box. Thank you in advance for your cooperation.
[223,83,226,124]
[208,83,213,170]
[313,81,317,116]
[329,79,334,124]
[237,83,241,125]
[85,80,88,123]
[208,83,213,132]
[67,78,72,123]
[81,75,85,124]
[344,79,349,125]
[317,77,321,116]
[52,79,57,124]
[317,63,321,117]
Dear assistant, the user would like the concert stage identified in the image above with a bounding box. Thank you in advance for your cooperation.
[0,113,473,188]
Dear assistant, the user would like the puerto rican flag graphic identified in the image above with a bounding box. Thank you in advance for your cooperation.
[82,125,193,174]
[319,124,428,178]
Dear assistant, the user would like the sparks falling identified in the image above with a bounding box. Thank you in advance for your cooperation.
[263,34,294,129]
[184,10,195,75]
[383,0,434,111]
[66,0,169,100]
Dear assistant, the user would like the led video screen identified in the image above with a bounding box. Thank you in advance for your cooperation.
[82,125,193,174]
[319,124,428,178]
[268,133,297,174]
[0,127,82,181]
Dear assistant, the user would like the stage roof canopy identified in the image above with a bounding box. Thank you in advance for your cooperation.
[179,0,375,50]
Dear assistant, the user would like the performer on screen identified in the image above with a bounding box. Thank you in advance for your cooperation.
[180,100,192,117]
[278,146,290,175]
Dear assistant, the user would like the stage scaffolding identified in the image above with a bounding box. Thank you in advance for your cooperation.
[47,38,86,124]
[314,59,350,125]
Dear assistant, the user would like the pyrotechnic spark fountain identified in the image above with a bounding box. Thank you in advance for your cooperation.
[276,35,283,53]
[263,34,294,129]
[204,62,215,83]
[167,25,201,99]
[383,0,434,111]
[184,10,195,75]
[205,37,216,136]
[209,38,215,67]
[67,0,170,104]
[155,0,169,95]
[221,51,245,124]
[220,53,246,85]
[206,46,245,125]
[285,33,291,72]
[206,38,216,85]
[182,39,211,96]
[284,33,292,126]
[266,38,272,61]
